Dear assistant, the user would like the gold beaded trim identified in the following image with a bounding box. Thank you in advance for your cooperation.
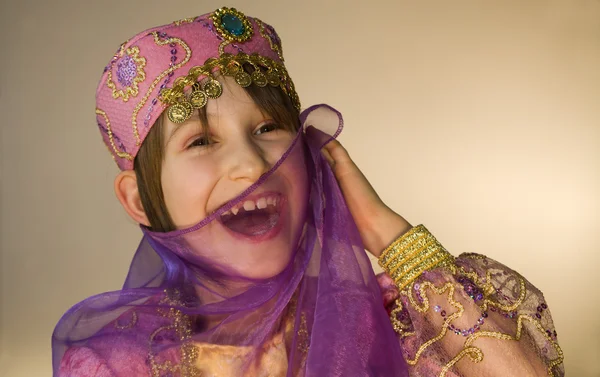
[404,281,466,366]
[160,52,300,124]
[256,18,284,62]
[173,17,195,26]
[96,108,133,160]
[389,299,415,338]
[378,225,455,291]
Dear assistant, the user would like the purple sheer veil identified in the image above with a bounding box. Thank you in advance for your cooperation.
[52,105,409,376]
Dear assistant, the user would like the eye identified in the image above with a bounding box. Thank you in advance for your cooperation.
[254,123,281,136]
[188,136,212,148]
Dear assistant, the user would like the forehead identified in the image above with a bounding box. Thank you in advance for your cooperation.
[206,76,259,117]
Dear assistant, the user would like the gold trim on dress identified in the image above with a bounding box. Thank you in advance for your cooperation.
[378,224,455,290]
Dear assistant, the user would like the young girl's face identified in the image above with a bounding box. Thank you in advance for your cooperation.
[159,76,309,278]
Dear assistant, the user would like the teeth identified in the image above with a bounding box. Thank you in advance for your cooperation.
[257,197,267,209]
[222,196,279,217]
[243,200,256,211]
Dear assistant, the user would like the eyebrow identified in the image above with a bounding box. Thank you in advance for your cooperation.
[167,120,202,146]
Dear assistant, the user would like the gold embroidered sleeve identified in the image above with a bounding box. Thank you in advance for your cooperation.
[377,225,564,377]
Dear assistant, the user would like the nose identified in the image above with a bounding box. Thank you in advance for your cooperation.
[227,137,270,183]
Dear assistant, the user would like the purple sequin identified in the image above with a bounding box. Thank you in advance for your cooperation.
[457,275,485,303]
[97,120,127,152]
[446,312,487,337]
[116,55,138,87]
[264,23,281,48]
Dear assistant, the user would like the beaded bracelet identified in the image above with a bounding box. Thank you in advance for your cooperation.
[378,224,455,291]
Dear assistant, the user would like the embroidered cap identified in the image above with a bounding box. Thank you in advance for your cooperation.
[95,7,299,170]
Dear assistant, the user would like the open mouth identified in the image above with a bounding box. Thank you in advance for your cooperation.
[219,193,285,239]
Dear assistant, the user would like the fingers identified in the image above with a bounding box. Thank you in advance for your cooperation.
[320,146,335,169]
[322,138,352,166]
[305,126,352,167]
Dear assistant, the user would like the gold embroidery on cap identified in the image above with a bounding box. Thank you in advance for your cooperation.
[173,17,195,26]
[218,40,231,56]
[106,45,147,102]
[256,18,284,62]
[131,32,193,145]
[96,108,133,160]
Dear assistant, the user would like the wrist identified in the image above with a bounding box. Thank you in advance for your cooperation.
[368,210,412,258]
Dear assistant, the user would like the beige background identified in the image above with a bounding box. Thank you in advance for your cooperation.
[1,0,599,376]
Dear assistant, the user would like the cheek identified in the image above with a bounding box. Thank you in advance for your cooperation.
[283,141,310,216]
[161,158,218,228]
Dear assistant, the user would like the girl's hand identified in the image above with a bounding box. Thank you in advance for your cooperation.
[319,134,413,257]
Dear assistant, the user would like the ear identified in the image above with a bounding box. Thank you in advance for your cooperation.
[114,170,150,227]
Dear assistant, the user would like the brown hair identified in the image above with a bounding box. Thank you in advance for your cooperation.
[134,76,300,232]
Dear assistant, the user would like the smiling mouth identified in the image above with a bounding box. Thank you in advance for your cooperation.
[219,193,284,238]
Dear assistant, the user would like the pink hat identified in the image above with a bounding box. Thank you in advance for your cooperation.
[95,7,300,170]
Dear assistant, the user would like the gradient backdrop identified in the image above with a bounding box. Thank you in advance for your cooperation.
[1,0,599,376]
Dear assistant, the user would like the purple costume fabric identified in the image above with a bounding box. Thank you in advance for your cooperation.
[52,105,410,376]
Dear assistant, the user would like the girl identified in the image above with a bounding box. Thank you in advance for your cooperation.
[53,7,564,376]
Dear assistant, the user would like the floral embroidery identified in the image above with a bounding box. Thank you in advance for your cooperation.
[116,55,138,87]
[106,45,147,102]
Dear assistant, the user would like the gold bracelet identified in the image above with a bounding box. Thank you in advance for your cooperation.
[378,224,455,291]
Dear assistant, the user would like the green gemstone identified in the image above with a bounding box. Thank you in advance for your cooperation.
[221,14,245,36]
